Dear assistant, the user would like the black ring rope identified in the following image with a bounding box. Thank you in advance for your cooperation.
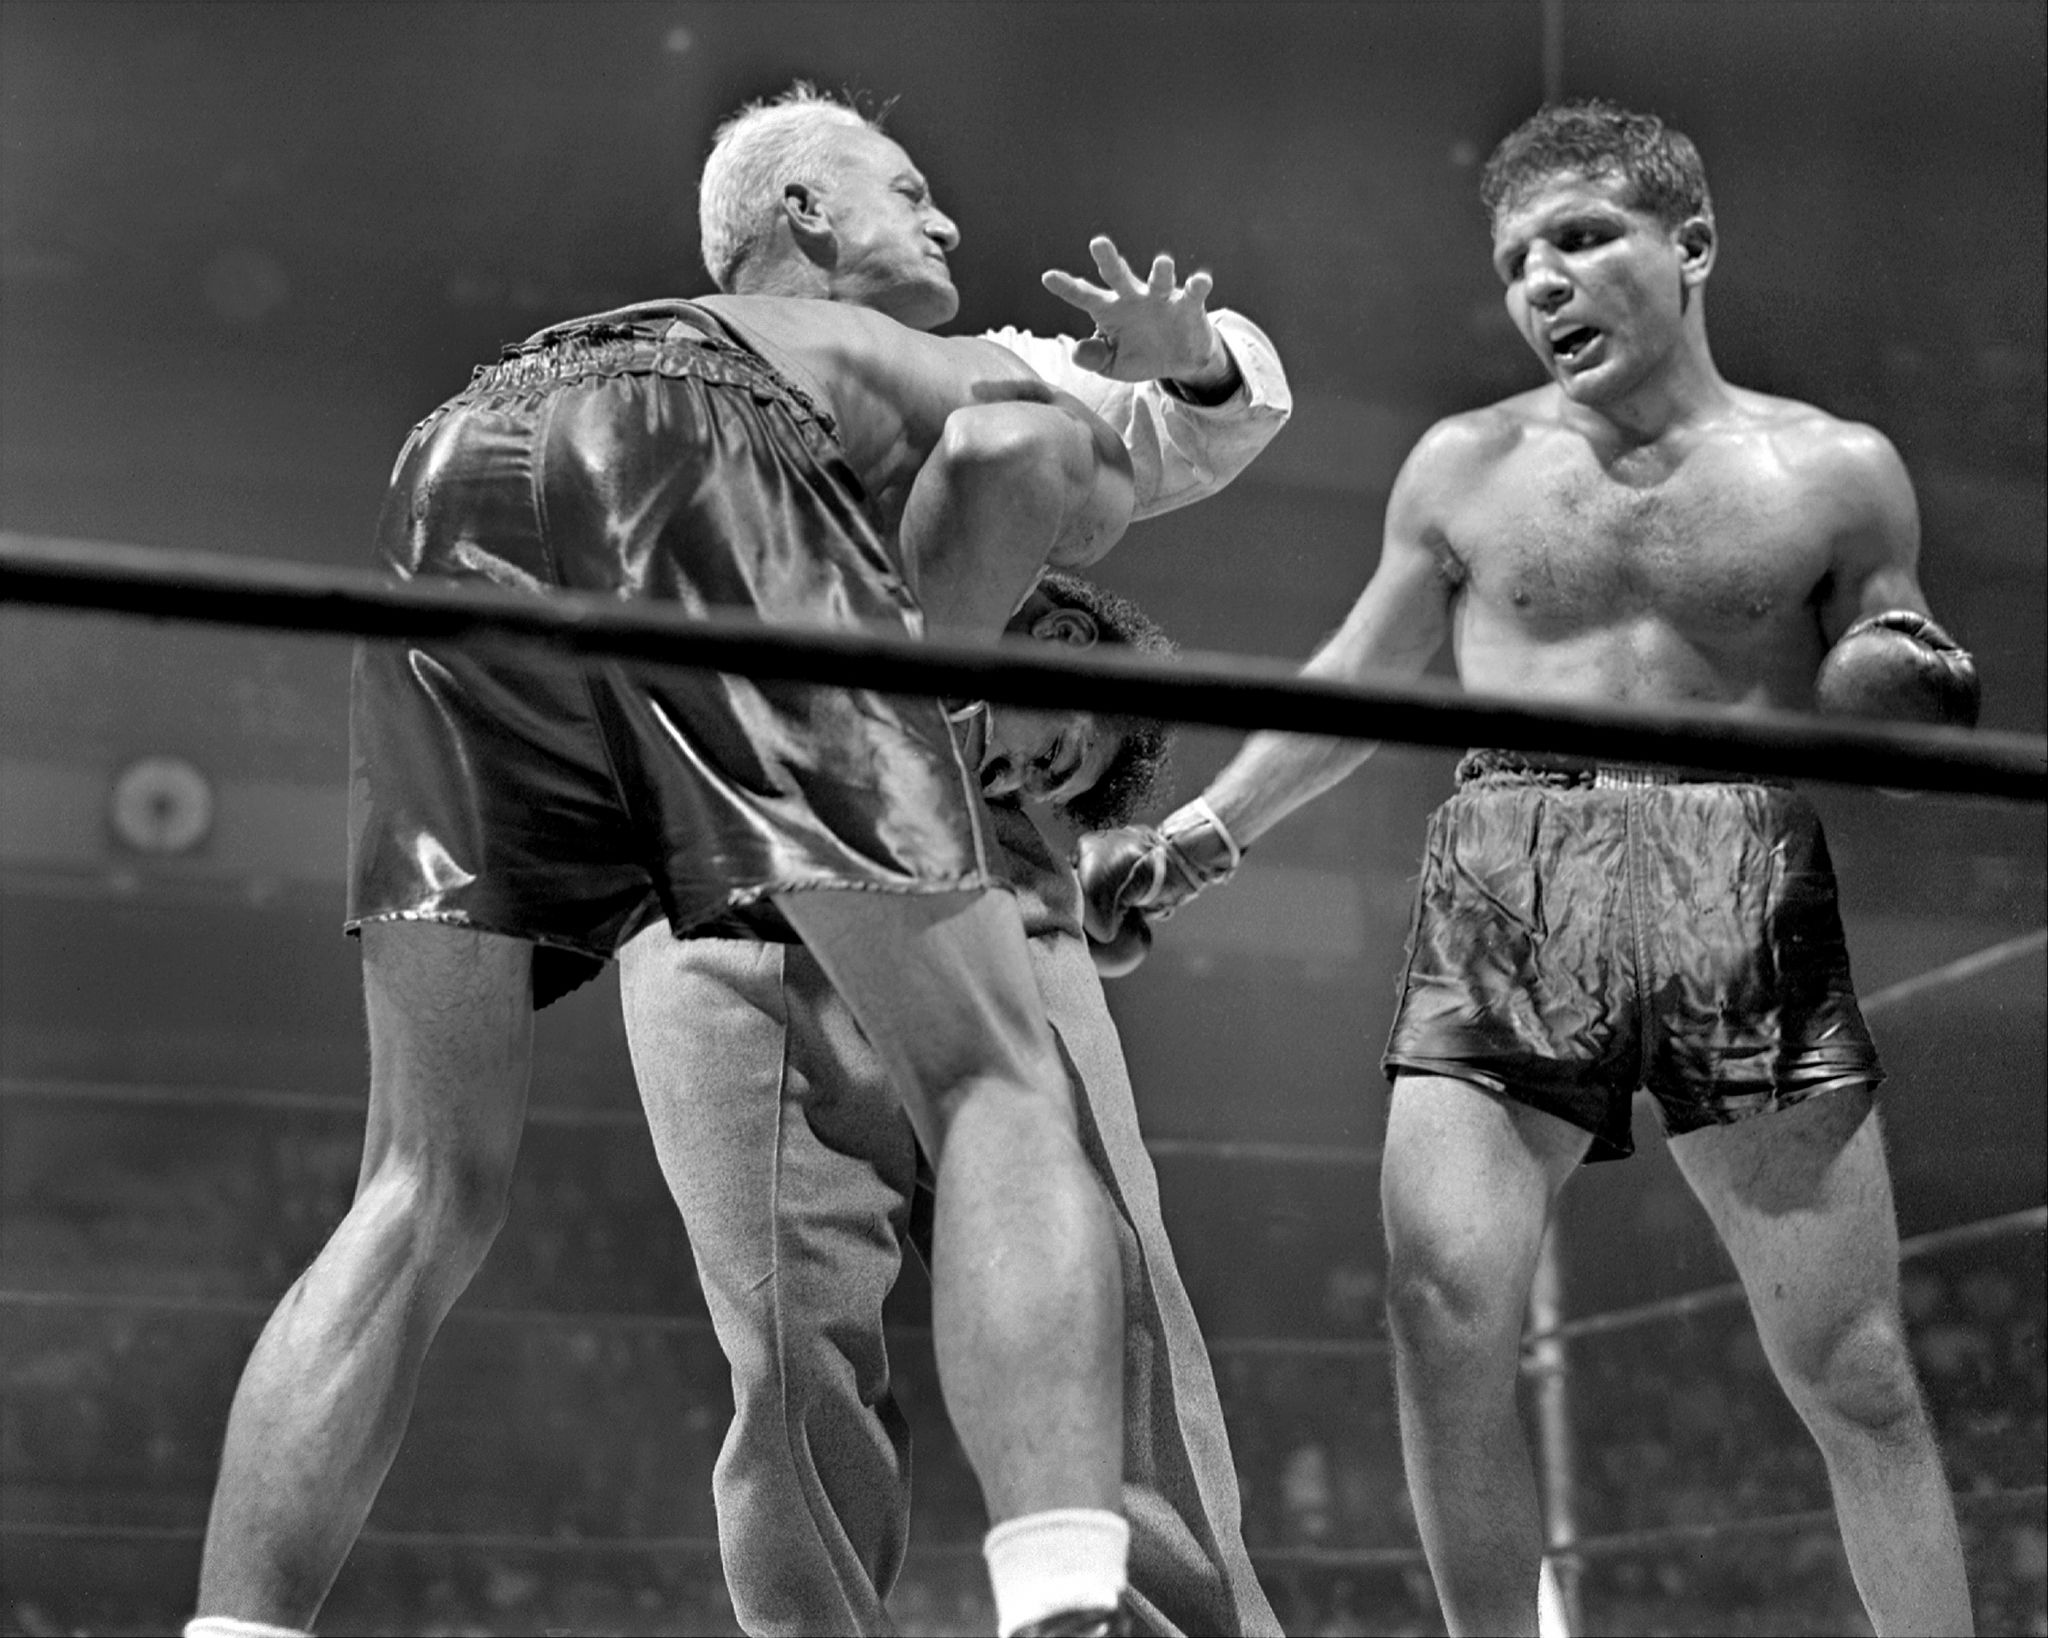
[3,534,2041,800]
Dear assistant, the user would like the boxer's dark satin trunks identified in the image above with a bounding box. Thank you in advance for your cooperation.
[347,300,991,1006]
[1382,751,1883,1161]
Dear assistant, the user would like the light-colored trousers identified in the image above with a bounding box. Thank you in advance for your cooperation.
[619,924,1280,1638]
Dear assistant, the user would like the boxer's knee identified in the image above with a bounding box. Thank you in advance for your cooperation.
[1774,1304,1929,1446]
[350,1140,515,1281]
[1383,1228,1532,1379]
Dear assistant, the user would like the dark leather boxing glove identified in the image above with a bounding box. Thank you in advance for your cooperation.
[1815,611,1980,728]
[1086,910,1154,979]
[1078,798,1242,977]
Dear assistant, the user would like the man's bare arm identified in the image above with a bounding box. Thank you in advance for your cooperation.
[1808,421,1981,728]
[901,392,1136,638]
[1816,423,1931,640]
[1199,437,1462,848]
[1072,431,1460,968]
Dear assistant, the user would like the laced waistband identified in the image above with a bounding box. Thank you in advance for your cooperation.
[459,301,833,435]
[1455,749,1780,790]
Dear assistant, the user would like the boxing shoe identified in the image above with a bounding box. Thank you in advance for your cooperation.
[1078,798,1241,976]
[1815,610,1980,727]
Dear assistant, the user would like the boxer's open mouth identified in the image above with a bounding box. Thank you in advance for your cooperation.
[1550,324,1600,362]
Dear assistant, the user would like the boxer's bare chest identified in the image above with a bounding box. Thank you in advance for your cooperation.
[1448,434,1832,641]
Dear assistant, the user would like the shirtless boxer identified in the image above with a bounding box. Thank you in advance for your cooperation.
[187,290,1141,1638]
[1082,100,1978,1637]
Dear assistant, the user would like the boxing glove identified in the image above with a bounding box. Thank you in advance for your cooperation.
[1078,798,1242,976]
[1086,910,1155,980]
[1814,611,1980,728]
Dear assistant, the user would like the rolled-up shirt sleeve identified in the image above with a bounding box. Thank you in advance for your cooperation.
[979,308,1292,521]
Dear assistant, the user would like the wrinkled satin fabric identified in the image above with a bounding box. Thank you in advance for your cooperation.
[347,301,990,1007]
[1382,751,1882,1161]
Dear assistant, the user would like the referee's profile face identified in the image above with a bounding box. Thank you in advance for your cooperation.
[814,125,961,330]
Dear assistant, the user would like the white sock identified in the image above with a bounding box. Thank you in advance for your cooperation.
[983,1507,1128,1637]
[183,1619,312,1638]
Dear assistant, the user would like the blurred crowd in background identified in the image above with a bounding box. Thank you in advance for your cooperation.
[5,1088,2040,1635]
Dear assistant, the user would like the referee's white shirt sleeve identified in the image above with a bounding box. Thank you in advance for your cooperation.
[978,309,1292,521]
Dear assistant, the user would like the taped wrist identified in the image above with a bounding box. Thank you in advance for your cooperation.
[1156,798,1243,899]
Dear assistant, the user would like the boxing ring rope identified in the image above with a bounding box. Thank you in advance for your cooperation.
[4,534,2043,801]
[2,533,2042,1625]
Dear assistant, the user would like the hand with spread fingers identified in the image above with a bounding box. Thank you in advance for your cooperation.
[1042,234,1239,398]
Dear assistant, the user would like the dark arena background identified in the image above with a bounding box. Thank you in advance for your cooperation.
[1,4,2041,1635]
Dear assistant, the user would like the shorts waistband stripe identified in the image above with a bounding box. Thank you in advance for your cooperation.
[1455,749,1776,789]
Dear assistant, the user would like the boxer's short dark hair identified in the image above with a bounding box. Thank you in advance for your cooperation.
[1481,98,1712,231]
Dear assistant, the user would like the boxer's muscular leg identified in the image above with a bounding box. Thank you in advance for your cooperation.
[775,887,1123,1521]
[1379,1074,1590,1638]
[619,930,915,1636]
[1670,1087,1971,1637]
[197,922,534,1627]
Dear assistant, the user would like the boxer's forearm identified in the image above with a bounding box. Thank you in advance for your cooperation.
[1200,729,1378,853]
[905,400,1134,636]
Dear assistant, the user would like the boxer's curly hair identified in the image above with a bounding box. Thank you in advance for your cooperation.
[1480,98,1712,231]
[1033,570,1177,831]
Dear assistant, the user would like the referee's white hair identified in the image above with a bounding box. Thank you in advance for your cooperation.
[699,83,882,291]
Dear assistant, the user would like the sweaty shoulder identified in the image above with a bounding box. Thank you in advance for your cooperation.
[1396,393,1544,499]
[1732,389,1914,526]
[777,301,1040,399]
[1731,388,1898,475]
[1377,400,1540,589]
[700,295,1039,431]
[703,293,911,366]
[1723,391,1923,631]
